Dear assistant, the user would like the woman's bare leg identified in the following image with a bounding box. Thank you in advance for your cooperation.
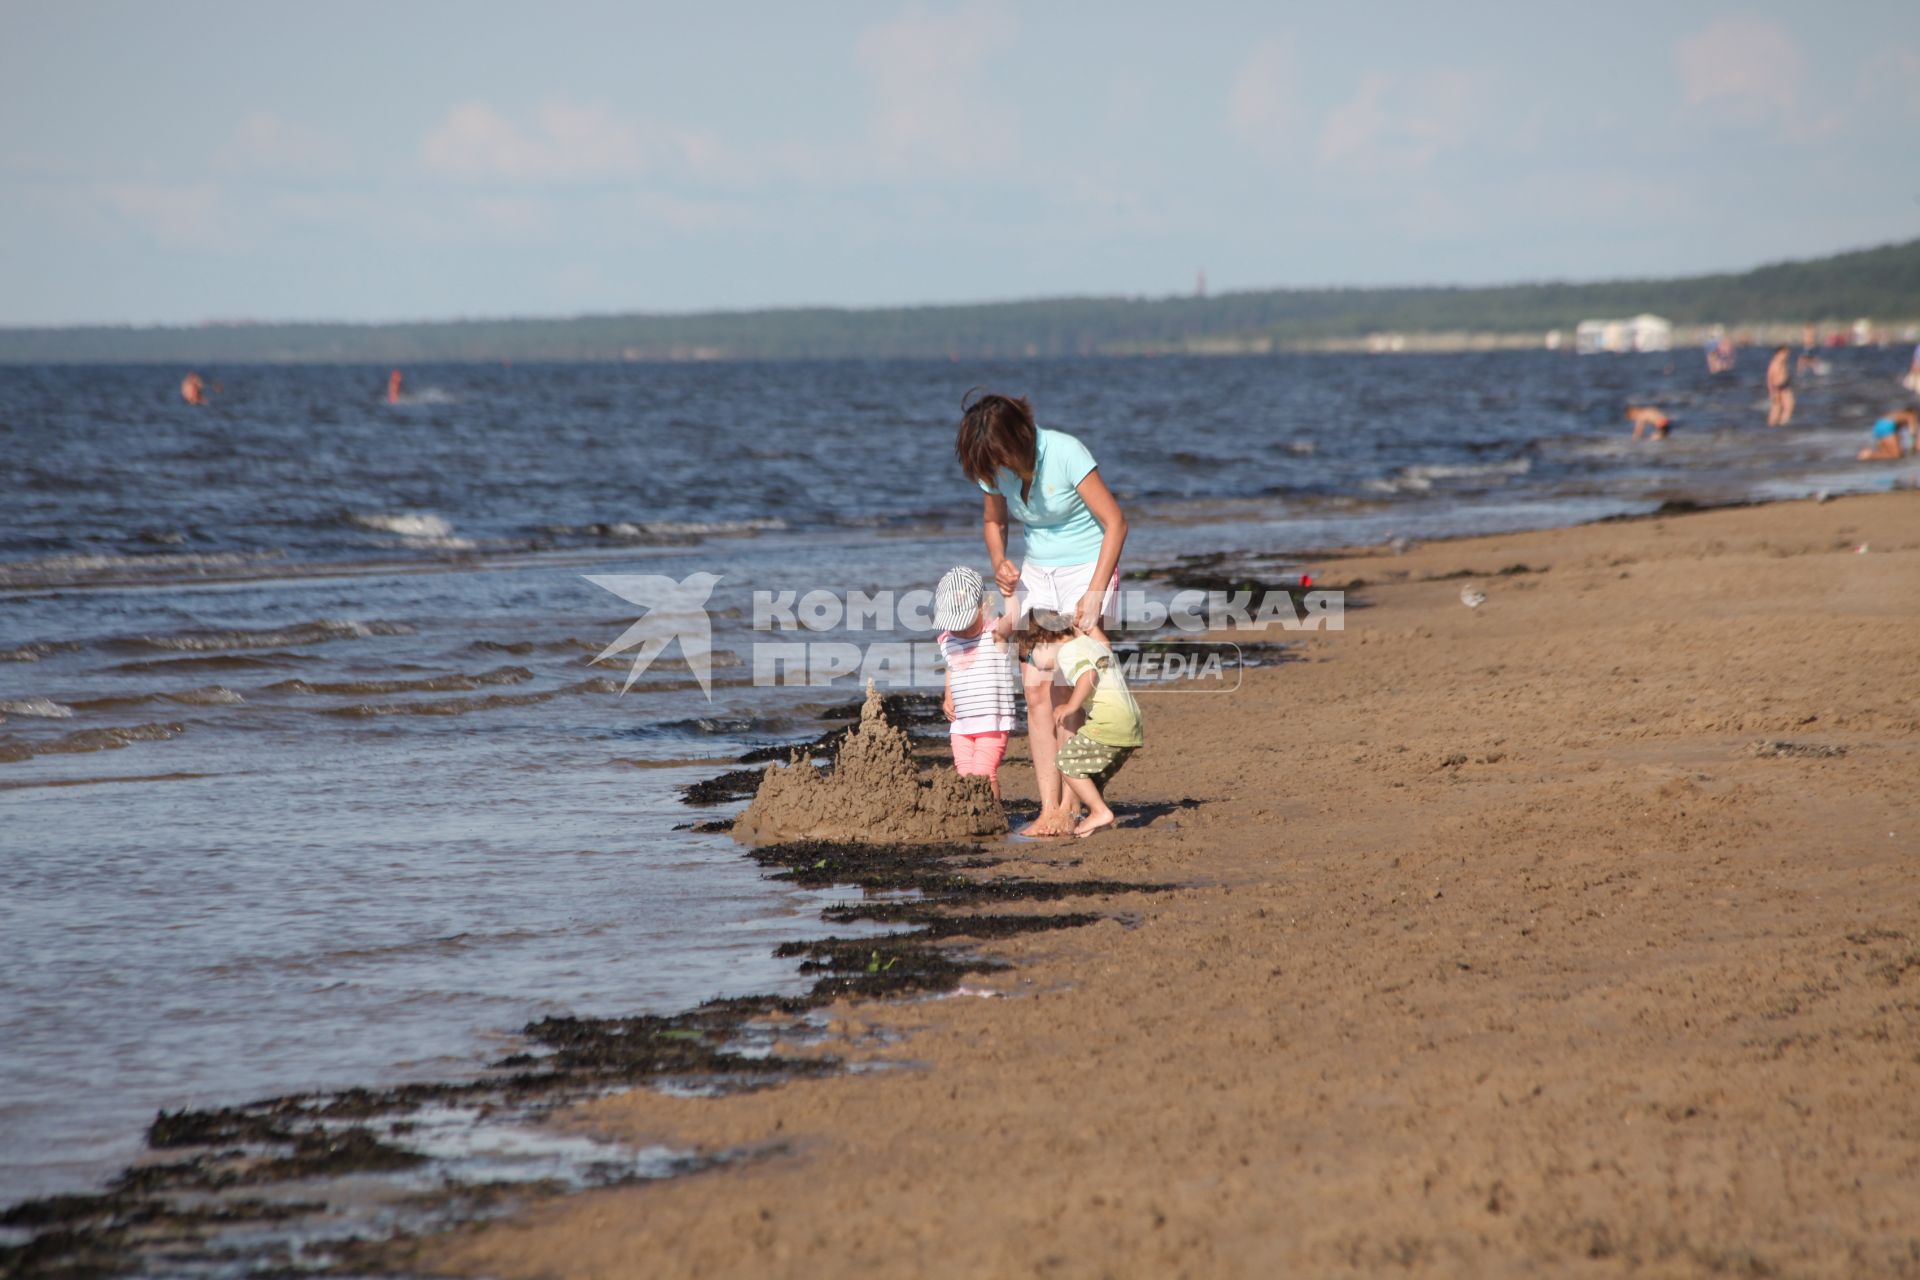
[1020,666,1075,835]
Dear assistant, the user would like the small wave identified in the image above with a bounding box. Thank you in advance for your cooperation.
[1367,458,1533,494]
[267,666,532,696]
[168,685,246,706]
[347,511,454,539]
[346,511,475,549]
[587,674,754,697]
[541,517,787,544]
[0,721,184,765]
[111,651,318,674]
[316,690,555,718]
[69,686,246,711]
[0,770,214,791]
[0,697,75,719]
[658,716,759,736]
[1167,451,1252,467]
[120,619,414,653]
[468,639,535,656]
[0,551,281,589]
[577,646,742,671]
[1401,459,1533,482]
[0,640,85,663]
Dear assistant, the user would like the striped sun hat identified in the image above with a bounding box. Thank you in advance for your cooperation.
[933,565,985,630]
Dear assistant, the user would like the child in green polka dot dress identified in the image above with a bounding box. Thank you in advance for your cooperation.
[1016,608,1143,838]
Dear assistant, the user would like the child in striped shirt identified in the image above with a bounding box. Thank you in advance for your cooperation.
[933,565,1019,798]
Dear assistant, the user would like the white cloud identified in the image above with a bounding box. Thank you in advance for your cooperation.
[1229,39,1298,158]
[853,0,1018,172]
[1318,70,1484,174]
[215,113,352,177]
[1674,17,1836,139]
[422,101,648,181]
[102,182,227,247]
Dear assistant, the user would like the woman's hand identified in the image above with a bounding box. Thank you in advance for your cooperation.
[1072,588,1104,633]
[993,558,1020,594]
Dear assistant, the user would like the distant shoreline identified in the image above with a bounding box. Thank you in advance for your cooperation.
[1,324,1914,366]
[3,237,1916,364]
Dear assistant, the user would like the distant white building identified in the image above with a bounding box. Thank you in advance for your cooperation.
[1574,314,1673,354]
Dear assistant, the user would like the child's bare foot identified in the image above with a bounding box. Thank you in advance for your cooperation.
[1073,808,1116,838]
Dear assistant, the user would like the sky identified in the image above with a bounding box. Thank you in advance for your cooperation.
[2,0,1917,326]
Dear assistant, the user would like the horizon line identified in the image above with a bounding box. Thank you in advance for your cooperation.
[5,235,1914,335]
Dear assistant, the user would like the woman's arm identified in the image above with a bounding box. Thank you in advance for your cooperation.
[1072,468,1128,632]
[982,493,1018,594]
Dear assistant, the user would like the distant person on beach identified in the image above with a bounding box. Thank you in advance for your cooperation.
[1906,344,1920,395]
[933,565,1018,801]
[1017,608,1143,839]
[386,369,404,404]
[1858,410,1918,461]
[1705,336,1736,375]
[1625,405,1672,441]
[1766,346,1795,426]
[179,372,206,405]
[956,391,1129,838]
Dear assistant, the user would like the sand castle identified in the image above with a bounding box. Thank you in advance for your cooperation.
[734,683,1007,844]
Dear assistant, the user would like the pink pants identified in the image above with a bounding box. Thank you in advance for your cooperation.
[952,730,1010,777]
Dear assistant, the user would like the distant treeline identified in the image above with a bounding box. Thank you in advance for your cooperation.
[4,238,1917,364]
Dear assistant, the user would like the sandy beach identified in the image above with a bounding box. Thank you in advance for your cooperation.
[402,491,1920,1278]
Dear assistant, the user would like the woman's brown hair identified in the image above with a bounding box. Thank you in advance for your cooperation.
[956,391,1038,501]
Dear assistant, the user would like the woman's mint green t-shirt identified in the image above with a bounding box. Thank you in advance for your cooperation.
[978,428,1105,566]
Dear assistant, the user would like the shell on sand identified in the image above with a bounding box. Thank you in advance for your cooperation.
[734,683,1007,844]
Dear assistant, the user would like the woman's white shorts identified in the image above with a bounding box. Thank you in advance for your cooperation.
[1016,560,1119,626]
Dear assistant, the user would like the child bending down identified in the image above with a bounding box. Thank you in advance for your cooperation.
[934,565,1018,799]
[1018,608,1144,838]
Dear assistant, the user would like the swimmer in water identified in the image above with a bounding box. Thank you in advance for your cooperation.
[180,372,206,405]
[1625,405,1672,441]
[1766,346,1794,426]
[1858,409,1918,461]
[387,369,404,404]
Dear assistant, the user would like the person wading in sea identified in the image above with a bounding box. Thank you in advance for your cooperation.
[1767,346,1795,426]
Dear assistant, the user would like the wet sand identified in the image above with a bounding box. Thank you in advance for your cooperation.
[423,492,1919,1278]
